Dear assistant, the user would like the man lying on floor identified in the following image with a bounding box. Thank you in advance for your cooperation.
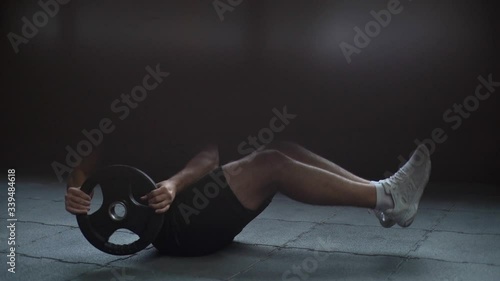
[65,141,431,256]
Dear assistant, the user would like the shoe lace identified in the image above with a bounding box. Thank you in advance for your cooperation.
[384,166,416,205]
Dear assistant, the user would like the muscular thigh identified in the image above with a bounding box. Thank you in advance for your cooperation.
[222,151,279,211]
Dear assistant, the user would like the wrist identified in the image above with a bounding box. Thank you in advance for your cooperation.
[166,174,186,191]
[168,177,185,189]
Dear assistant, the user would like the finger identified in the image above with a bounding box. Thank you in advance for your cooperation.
[69,189,92,201]
[73,196,91,206]
[148,188,164,199]
[67,207,89,215]
[149,201,169,210]
[141,190,157,201]
[66,205,90,215]
[66,194,91,206]
[68,195,91,206]
[67,201,91,210]
[155,204,171,214]
[79,192,92,201]
[71,189,92,201]
[66,206,89,215]
[148,194,168,205]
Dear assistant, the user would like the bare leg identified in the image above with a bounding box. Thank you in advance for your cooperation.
[222,150,376,211]
[265,141,371,184]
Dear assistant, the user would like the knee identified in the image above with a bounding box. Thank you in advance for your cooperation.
[252,149,292,168]
[249,149,292,183]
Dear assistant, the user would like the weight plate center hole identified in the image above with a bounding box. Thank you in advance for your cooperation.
[109,201,127,221]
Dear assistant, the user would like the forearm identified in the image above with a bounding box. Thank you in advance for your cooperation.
[167,144,219,194]
[66,169,86,189]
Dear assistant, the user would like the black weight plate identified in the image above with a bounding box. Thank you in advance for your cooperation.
[76,165,164,255]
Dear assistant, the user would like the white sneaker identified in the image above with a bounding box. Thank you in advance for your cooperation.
[374,210,396,228]
[381,144,431,227]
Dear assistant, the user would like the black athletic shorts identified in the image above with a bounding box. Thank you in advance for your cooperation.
[152,167,272,256]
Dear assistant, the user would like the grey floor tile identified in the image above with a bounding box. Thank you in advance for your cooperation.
[14,197,79,227]
[287,224,427,257]
[452,195,500,213]
[403,209,446,230]
[107,243,276,280]
[435,210,500,234]
[0,197,7,219]
[234,219,315,246]
[324,206,381,227]
[2,180,499,281]
[272,193,293,201]
[233,248,401,281]
[391,258,500,281]
[16,182,66,201]
[0,255,100,281]
[257,200,334,222]
[70,266,216,281]
[325,207,445,230]
[411,231,500,265]
[16,228,126,265]
[0,221,74,253]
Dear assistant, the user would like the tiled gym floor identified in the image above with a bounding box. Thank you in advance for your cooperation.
[1,181,499,281]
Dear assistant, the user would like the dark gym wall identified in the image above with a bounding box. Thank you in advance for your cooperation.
[1,0,499,184]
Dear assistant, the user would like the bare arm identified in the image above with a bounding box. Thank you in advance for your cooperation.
[167,144,220,194]
[142,144,219,213]
[65,150,100,215]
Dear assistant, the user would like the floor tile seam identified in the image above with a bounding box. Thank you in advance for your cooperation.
[226,217,332,280]
[13,219,78,229]
[16,252,110,267]
[224,246,282,281]
[21,226,76,247]
[386,202,456,280]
